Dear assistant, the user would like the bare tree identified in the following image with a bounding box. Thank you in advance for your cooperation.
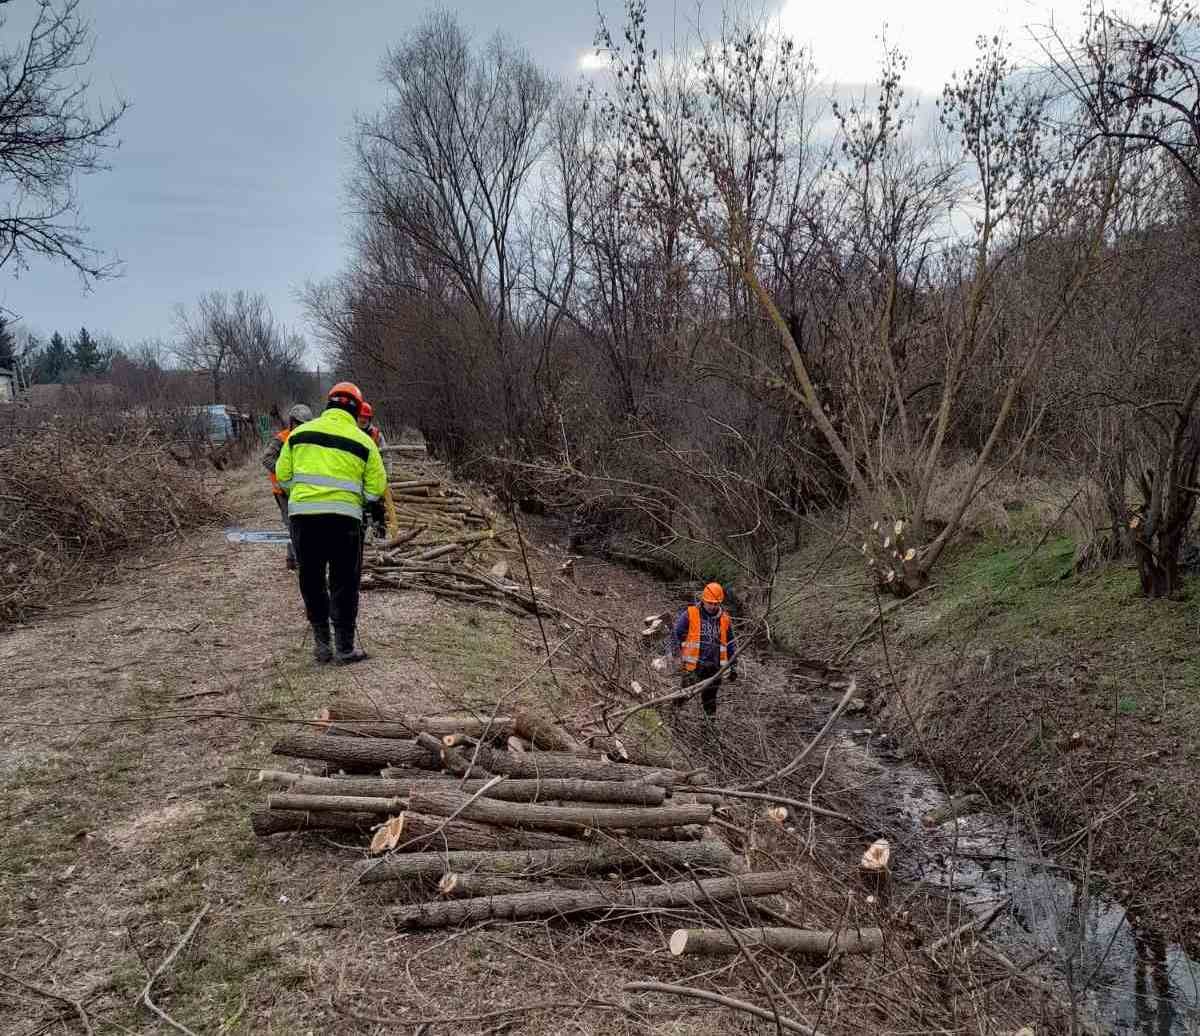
[172,290,306,409]
[353,11,556,443]
[0,0,127,281]
[1043,0,1200,596]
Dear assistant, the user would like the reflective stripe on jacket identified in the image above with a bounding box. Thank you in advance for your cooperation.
[274,407,387,521]
[677,605,732,672]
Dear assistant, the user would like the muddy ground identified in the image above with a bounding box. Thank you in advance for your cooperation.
[2,465,1077,1035]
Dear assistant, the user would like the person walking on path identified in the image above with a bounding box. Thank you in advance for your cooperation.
[261,403,312,570]
[275,382,387,664]
[671,582,738,722]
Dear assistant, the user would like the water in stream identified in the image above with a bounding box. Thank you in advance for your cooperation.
[836,721,1200,1034]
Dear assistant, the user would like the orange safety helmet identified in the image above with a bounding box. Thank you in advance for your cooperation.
[359,401,373,420]
[327,381,364,414]
[701,582,725,604]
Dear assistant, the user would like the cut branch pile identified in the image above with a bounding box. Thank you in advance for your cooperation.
[360,458,563,617]
[253,701,801,933]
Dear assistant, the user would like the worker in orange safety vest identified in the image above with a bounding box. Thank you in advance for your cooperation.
[262,403,312,570]
[670,582,738,721]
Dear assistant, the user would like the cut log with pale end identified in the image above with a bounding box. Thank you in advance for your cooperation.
[250,807,376,837]
[272,733,441,771]
[391,870,796,929]
[438,872,535,899]
[512,708,590,755]
[408,784,710,834]
[359,839,739,885]
[268,792,407,814]
[371,811,576,854]
[507,736,529,753]
[441,733,478,749]
[442,744,678,787]
[668,926,884,958]
[586,736,677,771]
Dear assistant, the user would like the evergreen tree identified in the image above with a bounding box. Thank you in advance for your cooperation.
[0,316,14,370]
[39,332,72,382]
[72,326,105,375]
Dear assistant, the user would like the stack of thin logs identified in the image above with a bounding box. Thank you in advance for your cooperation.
[361,463,557,616]
[251,702,867,949]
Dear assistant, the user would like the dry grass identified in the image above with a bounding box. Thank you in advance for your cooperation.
[0,419,230,627]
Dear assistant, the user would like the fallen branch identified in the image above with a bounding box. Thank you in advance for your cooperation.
[1,970,95,1035]
[623,981,824,1036]
[831,586,937,666]
[924,897,1011,958]
[690,786,859,827]
[735,681,858,791]
[140,903,210,1036]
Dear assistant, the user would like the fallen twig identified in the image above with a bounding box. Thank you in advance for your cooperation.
[1,970,95,1035]
[623,981,825,1036]
[139,902,210,1036]
[923,897,1011,959]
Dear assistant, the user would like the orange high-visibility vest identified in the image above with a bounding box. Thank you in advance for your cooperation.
[681,605,731,672]
[269,428,291,496]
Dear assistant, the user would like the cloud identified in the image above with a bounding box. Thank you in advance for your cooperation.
[578,49,613,72]
[776,0,1085,93]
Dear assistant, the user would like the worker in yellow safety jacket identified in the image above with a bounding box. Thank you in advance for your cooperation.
[262,403,312,570]
[275,381,387,665]
[670,582,738,722]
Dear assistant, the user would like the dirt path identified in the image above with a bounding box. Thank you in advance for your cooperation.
[1,465,1062,1035]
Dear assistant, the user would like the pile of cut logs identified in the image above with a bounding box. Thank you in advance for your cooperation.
[252,703,810,936]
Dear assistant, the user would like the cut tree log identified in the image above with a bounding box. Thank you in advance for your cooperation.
[438,872,535,898]
[391,870,796,928]
[261,775,666,806]
[370,811,576,854]
[272,733,441,771]
[358,839,740,885]
[668,926,883,958]
[408,784,710,833]
[250,807,376,836]
[512,708,590,754]
[269,792,407,814]
[442,744,678,787]
[586,735,676,771]
[317,706,514,740]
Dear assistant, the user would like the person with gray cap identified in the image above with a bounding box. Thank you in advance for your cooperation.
[262,402,313,570]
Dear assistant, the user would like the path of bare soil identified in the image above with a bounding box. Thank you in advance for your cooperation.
[1,464,1064,1035]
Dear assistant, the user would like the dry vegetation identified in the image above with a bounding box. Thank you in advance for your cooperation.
[0,417,230,628]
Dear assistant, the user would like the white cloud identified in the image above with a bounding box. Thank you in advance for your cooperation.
[776,0,1087,93]
[578,50,613,72]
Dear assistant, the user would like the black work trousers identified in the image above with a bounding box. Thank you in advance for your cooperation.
[682,665,722,716]
[291,513,363,643]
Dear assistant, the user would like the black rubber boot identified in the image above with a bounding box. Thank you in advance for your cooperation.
[312,624,333,664]
[333,629,368,665]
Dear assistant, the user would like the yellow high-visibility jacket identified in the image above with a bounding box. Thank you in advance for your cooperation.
[274,407,387,521]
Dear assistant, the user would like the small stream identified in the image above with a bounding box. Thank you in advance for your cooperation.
[833,713,1200,1034]
[580,539,1200,1034]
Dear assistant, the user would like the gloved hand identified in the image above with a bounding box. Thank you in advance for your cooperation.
[727,668,738,683]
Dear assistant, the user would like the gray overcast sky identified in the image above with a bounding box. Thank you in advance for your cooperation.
[5,0,1081,358]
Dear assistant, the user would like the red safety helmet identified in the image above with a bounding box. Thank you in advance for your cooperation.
[359,401,373,420]
[327,381,364,414]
